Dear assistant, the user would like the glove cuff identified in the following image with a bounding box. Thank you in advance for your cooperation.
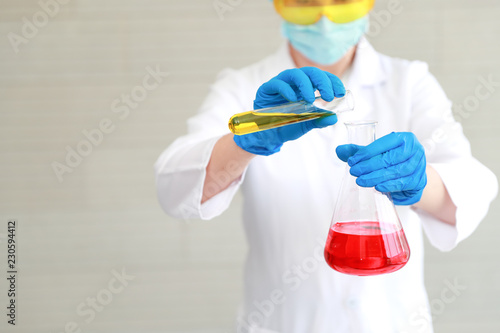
[391,190,424,206]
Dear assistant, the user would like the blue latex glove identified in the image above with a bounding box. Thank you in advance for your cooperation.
[336,132,427,205]
[234,67,345,156]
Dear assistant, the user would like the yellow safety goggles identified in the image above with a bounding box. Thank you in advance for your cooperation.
[274,0,375,25]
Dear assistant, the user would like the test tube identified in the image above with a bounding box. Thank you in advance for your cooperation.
[228,90,354,135]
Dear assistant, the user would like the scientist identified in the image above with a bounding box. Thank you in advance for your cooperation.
[155,0,497,332]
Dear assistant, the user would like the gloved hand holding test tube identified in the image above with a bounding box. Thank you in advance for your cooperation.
[228,90,354,135]
[228,67,351,156]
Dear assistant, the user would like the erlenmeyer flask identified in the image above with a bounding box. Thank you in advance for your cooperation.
[324,121,410,276]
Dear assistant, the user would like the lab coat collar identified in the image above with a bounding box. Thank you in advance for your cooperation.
[275,42,299,73]
[278,36,386,87]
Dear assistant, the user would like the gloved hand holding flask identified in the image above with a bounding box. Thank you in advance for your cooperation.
[336,132,428,205]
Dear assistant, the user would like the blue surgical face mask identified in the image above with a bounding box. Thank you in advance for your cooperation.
[282,16,369,65]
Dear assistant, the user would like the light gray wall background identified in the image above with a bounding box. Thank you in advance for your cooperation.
[0,0,499,332]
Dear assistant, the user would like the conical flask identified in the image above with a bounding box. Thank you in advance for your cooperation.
[324,121,410,276]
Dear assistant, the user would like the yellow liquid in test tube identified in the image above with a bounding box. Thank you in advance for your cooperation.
[228,110,334,135]
[228,90,354,135]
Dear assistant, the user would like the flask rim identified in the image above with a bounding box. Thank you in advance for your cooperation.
[344,120,378,126]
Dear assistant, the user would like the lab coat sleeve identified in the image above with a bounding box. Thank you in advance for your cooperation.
[407,62,498,251]
[154,68,254,220]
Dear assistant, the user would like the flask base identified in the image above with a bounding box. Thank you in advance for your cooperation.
[324,221,410,276]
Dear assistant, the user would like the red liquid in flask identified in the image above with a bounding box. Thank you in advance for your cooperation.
[324,221,410,276]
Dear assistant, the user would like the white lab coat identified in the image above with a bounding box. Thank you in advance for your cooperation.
[155,37,497,333]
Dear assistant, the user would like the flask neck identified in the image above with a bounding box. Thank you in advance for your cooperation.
[345,121,377,146]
